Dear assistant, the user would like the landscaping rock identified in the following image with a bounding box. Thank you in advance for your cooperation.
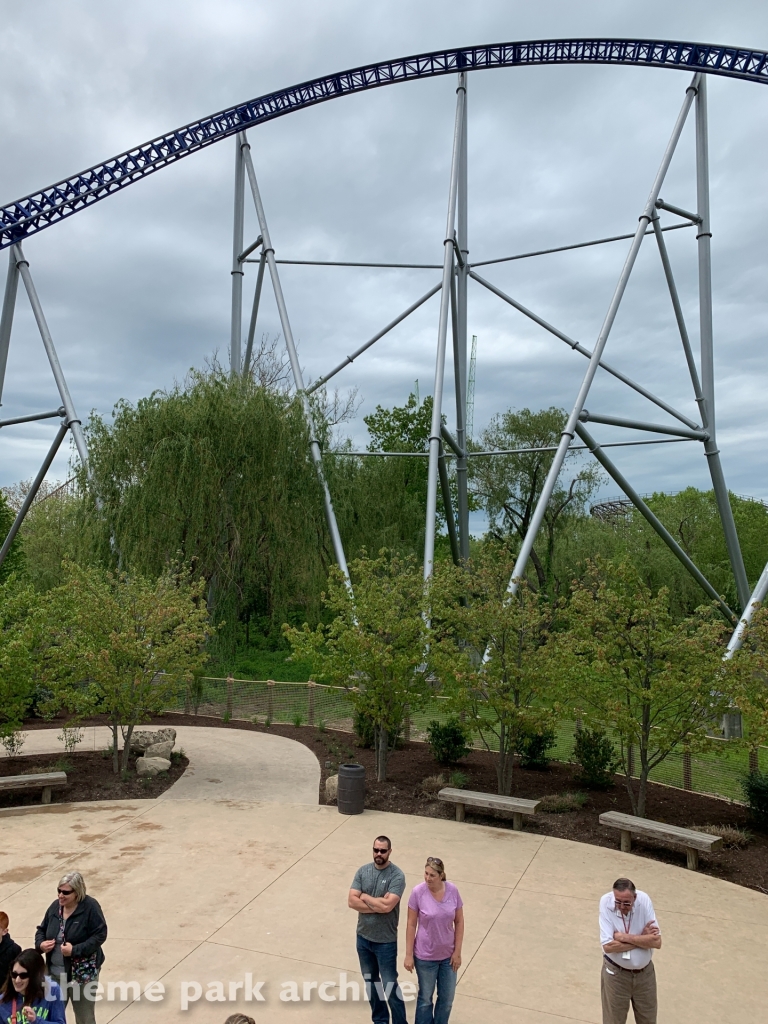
[136,756,172,777]
[130,728,177,753]
[325,774,338,804]
[144,740,174,760]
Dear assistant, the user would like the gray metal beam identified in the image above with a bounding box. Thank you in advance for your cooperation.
[438,442,460,565]
[724,560,768,658]
[306,282,441,395]
[424,73,466,581]
[469,270,699,431]
[695,76,750,610]
[651,214,705,419]
[579,409,707,440]
[0,249,19,406]
[13,245,89,469]
[230,136,246,375]
[0,420,69,569]
[655,198,701,223]
[504,74,700,598]
[0,408,65,428]
[440,423,465,458]
[455,73,470,562]
[243,249,266,374]
[575,422,735,623]
[239,132,351,588]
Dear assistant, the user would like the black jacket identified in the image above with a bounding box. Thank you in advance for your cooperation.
[34,896,107,979]
[0,934,21,988]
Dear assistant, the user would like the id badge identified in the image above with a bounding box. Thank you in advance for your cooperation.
[622,950,631,960]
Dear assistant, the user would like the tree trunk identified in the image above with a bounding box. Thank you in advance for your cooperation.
[111,721,119,775]
[636,770,649,818]
[375,725,389,782]
[496,723,514,795]
[121,723,136,774]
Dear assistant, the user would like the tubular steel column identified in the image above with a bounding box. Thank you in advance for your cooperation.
[0,249,19,405]
[243,249,266,374]
[239,133,351,587]
[424,76,466,581]
[504,75,699,597]
[454,71,470,561]
[230,136,246,375]
[724,560,768,659]
[695,76,750,610]
[13,245,89,469]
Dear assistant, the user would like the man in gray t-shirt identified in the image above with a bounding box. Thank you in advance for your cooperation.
[348,835,407,1024]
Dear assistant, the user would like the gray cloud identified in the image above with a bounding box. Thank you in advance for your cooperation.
[1,0,767,524]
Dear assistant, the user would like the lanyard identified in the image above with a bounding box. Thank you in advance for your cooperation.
[619,908,632,933]
[11,999,17,1024]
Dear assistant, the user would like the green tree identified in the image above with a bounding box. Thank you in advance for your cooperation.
[430,546,556,795]
[0,577,38,738]
[725,605,768,752]
[470,407,602,595]
[554,558,729,816]
[0,489,26,584]
[284,552,430,781]
[34,561,214,773]
[79,367,331,653]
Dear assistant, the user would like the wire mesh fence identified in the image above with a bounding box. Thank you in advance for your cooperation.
[165,676,767,803]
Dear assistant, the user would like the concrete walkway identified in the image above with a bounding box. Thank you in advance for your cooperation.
[2,725,321,804]
[0,728,764,1023]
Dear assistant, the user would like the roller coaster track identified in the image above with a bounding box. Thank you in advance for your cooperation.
[2,37,768,252]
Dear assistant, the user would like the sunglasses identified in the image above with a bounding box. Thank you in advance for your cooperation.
[11,972,29,980]
[372,848,389,855]
[57,889,75,896]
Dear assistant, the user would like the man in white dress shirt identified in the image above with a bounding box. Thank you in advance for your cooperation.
[599,877,661,1024]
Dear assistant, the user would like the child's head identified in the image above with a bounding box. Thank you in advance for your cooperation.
[0,912,8,931]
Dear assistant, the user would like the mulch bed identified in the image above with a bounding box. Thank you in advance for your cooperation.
[21,712,768,894]
[0,749,188,809]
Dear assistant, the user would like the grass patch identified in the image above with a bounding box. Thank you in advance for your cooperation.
[539,791,588,814]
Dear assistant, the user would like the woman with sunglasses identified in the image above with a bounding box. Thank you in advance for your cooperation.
[0,948,65,1023]
[404,857,464,1024]
[35,873,107,1024]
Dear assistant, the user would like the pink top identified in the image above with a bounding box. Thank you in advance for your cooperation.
[408,881,463,961]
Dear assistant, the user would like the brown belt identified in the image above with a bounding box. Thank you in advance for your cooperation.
[604,955,651,974]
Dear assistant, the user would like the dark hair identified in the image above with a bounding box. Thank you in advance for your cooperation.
[224,1016,256,1024]
[374,835,392,850]
[1,949,45,1004]
[612,878,636,893]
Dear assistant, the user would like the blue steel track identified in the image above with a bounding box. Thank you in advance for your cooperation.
[2,37,767,252]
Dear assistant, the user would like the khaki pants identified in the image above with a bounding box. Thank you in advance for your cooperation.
[601,959,656,1024]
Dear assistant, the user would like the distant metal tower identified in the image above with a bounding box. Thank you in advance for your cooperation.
[466,334,477,442]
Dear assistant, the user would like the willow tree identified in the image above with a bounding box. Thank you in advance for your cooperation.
[79,368,331,647]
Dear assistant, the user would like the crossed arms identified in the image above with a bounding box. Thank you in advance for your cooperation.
[348,888,401,914]
[602,920,662,954]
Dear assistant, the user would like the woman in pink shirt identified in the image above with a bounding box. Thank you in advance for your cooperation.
[404,857,464,1024]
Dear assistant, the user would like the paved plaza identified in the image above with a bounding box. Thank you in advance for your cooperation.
[0,727,764,1022]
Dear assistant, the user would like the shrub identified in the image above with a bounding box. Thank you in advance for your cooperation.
[419,774,446,797]
[742,771,768,830]
[539,791,588,813]
[292,712,305,728]
[449,769,468,789]
[426,718,471,765]
[0,729,26,757]
[517,727,556,770]
[573,727,617,789]
[58,724,84,754]
[693,824,752,849]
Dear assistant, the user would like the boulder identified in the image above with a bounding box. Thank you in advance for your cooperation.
[136,756,171,777]
[325,774,339,804]
[144,740,174,760]
[130,728,176,753]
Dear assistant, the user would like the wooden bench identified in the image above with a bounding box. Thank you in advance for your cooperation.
[599,810,722,870]
[0,772,68,805]
[438,787,541,830]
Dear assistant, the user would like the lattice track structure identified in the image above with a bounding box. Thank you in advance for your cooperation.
[2,37,768,656]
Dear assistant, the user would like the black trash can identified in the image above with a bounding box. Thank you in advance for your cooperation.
[337,763,365,815]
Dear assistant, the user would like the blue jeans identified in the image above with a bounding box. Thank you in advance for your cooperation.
[414,956,457,1024]
[356,935,408,1024]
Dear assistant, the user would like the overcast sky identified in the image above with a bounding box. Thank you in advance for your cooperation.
[1,0,767,530]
